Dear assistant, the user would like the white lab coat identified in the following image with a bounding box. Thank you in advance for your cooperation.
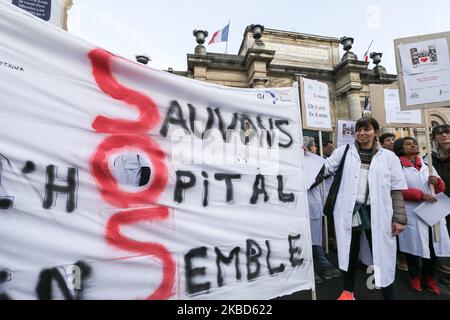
[324,175,334,199]
[308,183,325,246]
[398,162,450,258]
[114,154,148,187]
[325,144,407,287]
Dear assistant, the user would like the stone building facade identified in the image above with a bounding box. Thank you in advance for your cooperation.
[175,26,449,150]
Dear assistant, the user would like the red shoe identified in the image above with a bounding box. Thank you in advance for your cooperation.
[409,277,422,292]
[337,291,355,300]
[424,276,441,295]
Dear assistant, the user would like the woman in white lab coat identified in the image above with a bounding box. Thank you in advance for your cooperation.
[325,117,408,300]
[304,137,341,283]
[394,137,450,295]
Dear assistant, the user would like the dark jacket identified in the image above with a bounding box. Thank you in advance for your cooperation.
[432,151,450,198]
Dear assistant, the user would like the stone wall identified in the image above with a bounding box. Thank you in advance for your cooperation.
[186,26,449,146]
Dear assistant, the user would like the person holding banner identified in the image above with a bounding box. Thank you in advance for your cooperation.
[304,137,341,283]
[394,137,450,295]
[324,117,408,300]
[430,125,450,281]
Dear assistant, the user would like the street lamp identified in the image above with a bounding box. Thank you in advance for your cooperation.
[249,24,265,48]
[370,52,386,74]
[370,52,383,66]
[250,24,264,40]
[193,29,209,55]
[340,36,354,53]
[193,30,209,45]
[340,36,358,62]
[135,54,151,65]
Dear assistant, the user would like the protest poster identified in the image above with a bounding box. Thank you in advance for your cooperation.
[336,120,356,148]
[0,1,314,300]
[300,78,332,132]
[369,84,424,128]
[394,31,450,110]
[300,77,332,162]
[394,31,450,241]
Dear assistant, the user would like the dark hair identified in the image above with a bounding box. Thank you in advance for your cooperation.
[322,140,333,147]
[393,137,417,157]
[379,133,396,144]
[355,117,380,133]
[432,124,450,138]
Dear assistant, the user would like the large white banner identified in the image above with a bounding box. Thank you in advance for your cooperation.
[0,1,313,300]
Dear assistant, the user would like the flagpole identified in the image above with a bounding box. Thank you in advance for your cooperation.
[225,20,230,54]
[363,39,375,61]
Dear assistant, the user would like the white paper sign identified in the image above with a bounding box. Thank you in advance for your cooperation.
[399,38,450,75]
[414,193,450,227]
[303,78,332,130]
[304,152,325,190]
[0,0,314,300]
[337,120,356,148]
[384,89,422,124]
[403,69,450,106]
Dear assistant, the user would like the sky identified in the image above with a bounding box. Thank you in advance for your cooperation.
[68,0,450,74]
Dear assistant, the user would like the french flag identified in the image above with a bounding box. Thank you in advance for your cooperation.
[208,24,229,45]
[363,39,374,62]
[363,51,369,62]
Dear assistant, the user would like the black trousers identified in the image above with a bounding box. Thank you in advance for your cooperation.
[343,227,397,300]
[405,227,437,278]
[447,214,450,236]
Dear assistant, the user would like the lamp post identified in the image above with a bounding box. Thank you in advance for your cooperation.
[250,24,265,48]
[370,52,386,74]
[193,29,209,55]
[370,52,382,65]
[340,36,357,61]
[340,36,354,52]
[135,54,151,65]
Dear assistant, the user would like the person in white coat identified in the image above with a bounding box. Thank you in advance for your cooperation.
[394,137,450,295]
[325,117,408,300]
[113,153,151,187]
[304,137,341,283]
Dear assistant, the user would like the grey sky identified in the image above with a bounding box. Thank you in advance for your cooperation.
[68,0,450,74]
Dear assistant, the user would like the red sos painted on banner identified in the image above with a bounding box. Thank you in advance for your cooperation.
[88,49,174,300]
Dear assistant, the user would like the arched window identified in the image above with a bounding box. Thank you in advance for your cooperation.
[430,113,447,127]
[431,120,440,128]
[429,113,447,135]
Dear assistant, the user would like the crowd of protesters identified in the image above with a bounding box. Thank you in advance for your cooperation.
[303,118,450,300]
